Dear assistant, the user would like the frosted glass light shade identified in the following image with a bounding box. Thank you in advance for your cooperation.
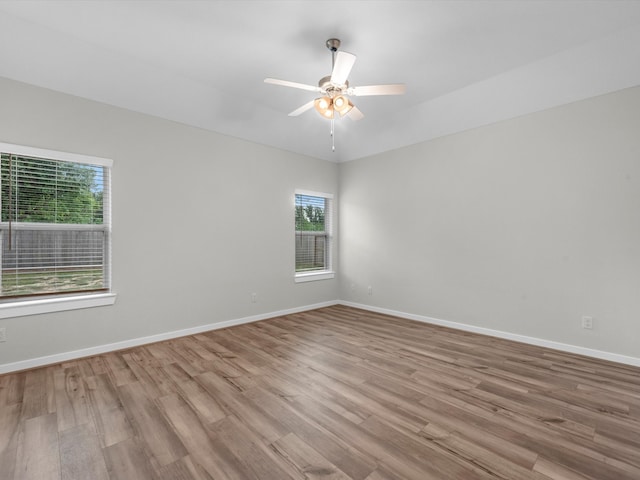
[315,96,334,119]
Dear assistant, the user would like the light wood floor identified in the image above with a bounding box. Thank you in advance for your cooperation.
[1,305,639,480]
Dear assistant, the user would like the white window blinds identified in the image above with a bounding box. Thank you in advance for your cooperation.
[295,192,332,273]
[0,143,112,300]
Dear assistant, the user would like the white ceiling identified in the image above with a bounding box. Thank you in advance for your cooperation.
[1,1,640,162]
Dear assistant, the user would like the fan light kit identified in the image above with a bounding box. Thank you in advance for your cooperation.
[314,94,352,119]
[264,38,406,151]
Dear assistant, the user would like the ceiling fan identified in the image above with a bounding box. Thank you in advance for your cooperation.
[264,38,406,122]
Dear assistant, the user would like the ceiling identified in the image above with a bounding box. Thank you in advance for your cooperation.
[1,1,640,162]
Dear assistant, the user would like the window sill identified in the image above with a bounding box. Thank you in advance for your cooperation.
[295,271,335,283]
[0,293,117,319]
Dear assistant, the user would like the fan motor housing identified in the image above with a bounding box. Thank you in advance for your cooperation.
[318,75,349,96]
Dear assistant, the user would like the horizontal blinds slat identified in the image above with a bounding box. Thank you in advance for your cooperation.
[0,225,108,232]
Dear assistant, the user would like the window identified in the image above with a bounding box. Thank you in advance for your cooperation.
[0,143,114,316]
[295,190,334,282]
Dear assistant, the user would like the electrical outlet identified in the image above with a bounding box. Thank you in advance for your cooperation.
[0,327,6,342]
[581,316,593,330]
[251,293,257,303]
[368,286,373,296]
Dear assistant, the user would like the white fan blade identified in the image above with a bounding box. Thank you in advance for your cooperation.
[264,78,321,93]
[347,106,364,121]
[330,52,356,85]
[350,84,406,96]
[288,100,315,117]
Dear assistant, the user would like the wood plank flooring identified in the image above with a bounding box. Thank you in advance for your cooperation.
[1,305,639,479]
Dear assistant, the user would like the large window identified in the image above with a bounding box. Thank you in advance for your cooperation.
[295,190,334,282]
[0,143,112,305]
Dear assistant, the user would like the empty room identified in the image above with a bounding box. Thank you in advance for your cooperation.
[0,1,639,479]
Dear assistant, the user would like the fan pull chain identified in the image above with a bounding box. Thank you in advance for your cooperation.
[331,118,335,152]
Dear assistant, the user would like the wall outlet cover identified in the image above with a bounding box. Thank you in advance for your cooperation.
[581,316,593,330]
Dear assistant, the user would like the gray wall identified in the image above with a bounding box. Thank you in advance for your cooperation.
[0,76,338,366]
[339,86,640,359]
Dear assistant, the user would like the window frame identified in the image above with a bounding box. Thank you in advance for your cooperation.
[0,142,115,318]
[294,189,335,283]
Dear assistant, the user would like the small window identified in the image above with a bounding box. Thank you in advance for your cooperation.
[0,143,112,303]
[295,190,334,282]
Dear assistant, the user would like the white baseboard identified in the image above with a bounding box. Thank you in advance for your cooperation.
[0,300,338,374]
[2,298,638,374]
[339,301,640,367]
